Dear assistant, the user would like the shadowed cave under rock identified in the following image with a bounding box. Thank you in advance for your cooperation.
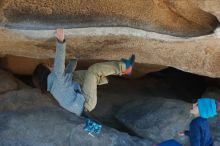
[10,61,219,136]
[0,58,220,146]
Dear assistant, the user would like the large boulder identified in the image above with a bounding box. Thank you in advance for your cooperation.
[0,26,220,78]
[116,97,192,145]
[192,0,220,20]
[0,107,154,146]
[0,0,218,37]
[0,69,18,94]
[0,88,154,146]
[0,0,220,78]
[209,115,220,146]
[90,68,206,130]
[0,55,52,75]
[0,88,57,112]
[115,86,220,145]
[202,86,220,102]
[0,55,167,78]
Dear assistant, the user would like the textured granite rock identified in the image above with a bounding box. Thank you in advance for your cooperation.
[209,114,220,146]
[0,27,220,78]
[116,89,220,145]
[0,69,18,94]
[0,89,154,146]
[0,88,57,112]
[0,108,154,146]
[0,0,218,37]
[116,98,192,145]
[0,0,219,78]
[192,0,220,20]
[0,55,167,78]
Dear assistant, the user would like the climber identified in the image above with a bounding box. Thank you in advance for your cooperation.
[32,28,135,116]
[178,98,219,146]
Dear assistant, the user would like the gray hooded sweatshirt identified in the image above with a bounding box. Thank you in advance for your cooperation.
[47,41,85,116]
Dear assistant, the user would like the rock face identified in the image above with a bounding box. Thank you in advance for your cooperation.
[0,70,154,146]
[0,107,154,146]
[0,55,51,75]
[0,88,56,112]
[114,84,220,145]
[209,115,220,146]
[0,55,167,78]
[116,98,192,145]
[0,68,156,146]
[0,69,18,94]
[0,27,220,78]
[0,61,220,146]
[0,0,218,37]
[202,86,220,102]
[0,0,220,78]
[89,67,207,132]
[192,0,220,20]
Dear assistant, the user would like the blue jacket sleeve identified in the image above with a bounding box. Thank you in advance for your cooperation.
[53,40,66,79]
[65,59,77,74]
[189,121,201,146]
[184,130,190,136]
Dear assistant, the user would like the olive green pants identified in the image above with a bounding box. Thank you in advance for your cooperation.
[73,61,126,112]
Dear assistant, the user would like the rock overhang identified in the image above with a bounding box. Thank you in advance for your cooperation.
[0,0,219,36]
[0,0,220,78]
